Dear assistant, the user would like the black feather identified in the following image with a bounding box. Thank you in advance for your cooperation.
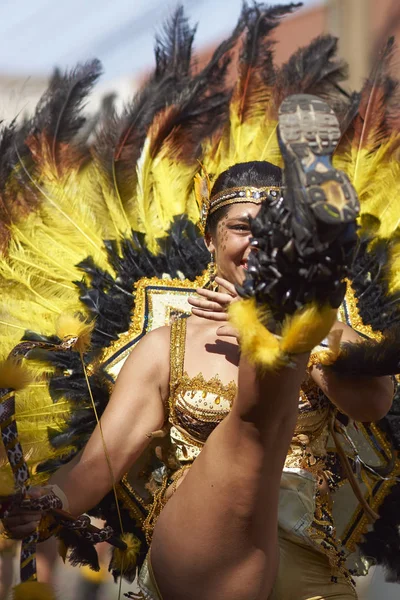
[93,5,197,189]
[94,3,244,210]
[57,527,100,571]
[154,5,196,80]
[0,119,37,251]
[276,35,350,114]
[241,2,301,81]
[327,327,400,376]
[31,60,102,154]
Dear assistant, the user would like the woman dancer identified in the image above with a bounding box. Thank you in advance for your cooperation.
[4,97,393,600]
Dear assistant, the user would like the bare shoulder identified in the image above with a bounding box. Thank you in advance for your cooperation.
[121,325,171,394]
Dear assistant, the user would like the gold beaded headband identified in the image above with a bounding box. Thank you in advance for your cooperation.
[194,173,281,236]
[209,186,280,215]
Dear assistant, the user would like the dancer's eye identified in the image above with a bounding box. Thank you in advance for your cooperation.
[230,224,250,232]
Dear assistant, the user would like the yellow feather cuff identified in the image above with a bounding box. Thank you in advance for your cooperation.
[229,299,337,369]
[229,299,281,368]
[280,304,337,355]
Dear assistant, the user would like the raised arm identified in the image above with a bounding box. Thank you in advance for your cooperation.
[310,321,394,422]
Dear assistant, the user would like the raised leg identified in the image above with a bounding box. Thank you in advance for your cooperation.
[151,353,309,600]
[150,94,359,600]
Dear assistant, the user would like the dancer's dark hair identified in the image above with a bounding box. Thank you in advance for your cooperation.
[206,161,282,234]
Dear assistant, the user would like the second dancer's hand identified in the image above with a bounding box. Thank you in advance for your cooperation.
[188,276,239,339]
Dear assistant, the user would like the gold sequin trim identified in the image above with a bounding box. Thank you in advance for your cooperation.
[178,372,236,404]
[142,475,169,545]
[209,197,263,214]
[117,478,147,524]
[209,185,280,214]
[169,317,186,395]
[343,282,383,341]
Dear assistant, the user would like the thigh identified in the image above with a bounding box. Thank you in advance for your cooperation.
[150,415,282,600]
[269,532,357,600]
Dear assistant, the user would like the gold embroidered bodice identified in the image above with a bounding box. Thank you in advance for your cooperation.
[167,317,332,472]
[168,317,236,462]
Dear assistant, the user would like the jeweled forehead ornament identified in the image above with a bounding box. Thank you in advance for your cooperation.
[195,173,281,236]
[209,186,280,215]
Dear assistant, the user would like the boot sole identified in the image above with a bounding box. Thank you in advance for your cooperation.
[278,94,359,225]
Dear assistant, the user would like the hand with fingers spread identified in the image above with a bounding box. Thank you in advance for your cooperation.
[188,276,240,339]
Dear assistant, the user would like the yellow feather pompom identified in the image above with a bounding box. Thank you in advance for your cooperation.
[12,582,55,600]
[56,314,94,354]
[228,299,281,368]
[280,304,337,355]
[229,299,337,370]
[110,532,141,577]
[0,359,33,391]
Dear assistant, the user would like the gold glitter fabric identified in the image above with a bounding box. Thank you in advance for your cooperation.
[168,317,235,460]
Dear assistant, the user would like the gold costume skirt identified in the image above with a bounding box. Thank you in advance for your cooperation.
[137,531,357,600]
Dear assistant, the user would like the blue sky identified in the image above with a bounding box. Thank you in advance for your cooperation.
[0,0,321,80]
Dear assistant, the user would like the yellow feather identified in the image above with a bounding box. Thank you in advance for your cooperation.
[134,134,160,241]
[110,532,141,574]
[229,300,337,370]
[280,304,337,355]
[12,582,55,600]
[94,166,132,238]
[388,241,400,295]
[202,106,281,184]
[228,299,281,368]
[0,352,74,489]
[56,314,94,354]
[333,134,400,240]
[361,159,400,238]
[0,359,32,390]
[133,130,200,252]
[15,151,108,254]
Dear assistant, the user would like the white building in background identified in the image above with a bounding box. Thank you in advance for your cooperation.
[0,74,48,123]
[0,73,137,124]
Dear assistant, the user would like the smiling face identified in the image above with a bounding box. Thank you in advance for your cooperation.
[205,202,261,287]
